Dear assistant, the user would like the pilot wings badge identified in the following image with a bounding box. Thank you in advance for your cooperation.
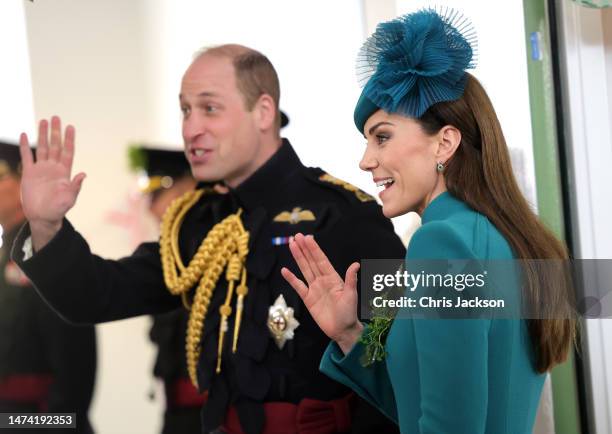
[273,207,315,225]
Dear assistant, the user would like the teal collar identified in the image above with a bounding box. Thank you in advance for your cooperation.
[421,191,470,224]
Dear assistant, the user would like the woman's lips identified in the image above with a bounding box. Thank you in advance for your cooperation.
[378,181,394,199]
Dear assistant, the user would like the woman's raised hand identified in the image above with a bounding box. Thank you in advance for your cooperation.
[19,116,86,250]
[281,233,364,354]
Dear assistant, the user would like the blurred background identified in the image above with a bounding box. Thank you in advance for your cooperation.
[0,0,610,433]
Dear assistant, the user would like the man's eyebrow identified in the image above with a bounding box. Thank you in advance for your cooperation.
[179,91,219,100]
[367,121,395,137]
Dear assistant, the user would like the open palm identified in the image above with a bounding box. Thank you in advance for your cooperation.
[281,233,362,345]
[19,116,86,225]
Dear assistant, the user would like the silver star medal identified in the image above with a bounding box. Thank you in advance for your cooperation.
[267,294,300,349]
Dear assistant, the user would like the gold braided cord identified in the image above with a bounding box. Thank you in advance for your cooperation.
[232,268,248,353]
[216,254,238,373]
[185,232,236,386]
[160,189,205,293]
[158,189,250,388]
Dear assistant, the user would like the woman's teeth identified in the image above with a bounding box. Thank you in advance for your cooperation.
[376,178,394,188]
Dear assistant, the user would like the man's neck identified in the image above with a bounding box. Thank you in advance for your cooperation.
[224,136,283,189]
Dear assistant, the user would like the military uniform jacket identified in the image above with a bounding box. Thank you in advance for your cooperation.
[1,223,96,434]
[149,309,191,388]
[12,140,405,434]
[150,306,203,433]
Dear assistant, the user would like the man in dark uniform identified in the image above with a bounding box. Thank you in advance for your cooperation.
[0,141,97,433]
[12,44,405,434]
[134,111,291,434]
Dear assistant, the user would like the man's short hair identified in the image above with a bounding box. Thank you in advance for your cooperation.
[196,44,281,128]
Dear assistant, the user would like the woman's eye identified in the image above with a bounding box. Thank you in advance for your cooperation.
[180,106,191,117]
[376,133,389,145]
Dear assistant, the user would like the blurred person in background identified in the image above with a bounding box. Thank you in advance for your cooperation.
[129,145,202,433]
[0,140,97,433]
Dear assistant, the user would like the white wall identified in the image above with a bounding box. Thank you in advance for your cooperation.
[0,1,35,141]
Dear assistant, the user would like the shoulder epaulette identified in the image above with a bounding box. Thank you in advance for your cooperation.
[309,170,375,203]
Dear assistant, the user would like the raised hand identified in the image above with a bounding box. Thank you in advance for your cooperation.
[281,233,364,354]
[19,116,86,250]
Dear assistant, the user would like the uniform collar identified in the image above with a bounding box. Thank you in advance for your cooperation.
[421,191,471,224]
[229,138,303,210]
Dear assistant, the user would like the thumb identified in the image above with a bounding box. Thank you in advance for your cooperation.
[71,172,86,195]
[344,262,361,291]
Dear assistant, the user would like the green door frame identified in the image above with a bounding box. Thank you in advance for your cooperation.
[522,0,582,433]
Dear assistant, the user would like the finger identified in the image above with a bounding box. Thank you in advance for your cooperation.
[60,125,76,171]
[344,262,361,292]
[50,116,62,146]
[37,119,49,161]
[281,267,309,301]
[49,116,62,161]
[294,233,323,277]
[70,172,86,195]
[288,235,316,284]
[19,133,34,170]
[304,234,337,277]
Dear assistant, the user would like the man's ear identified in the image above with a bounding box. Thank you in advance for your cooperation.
[435,125,461,163]
[254,94,276,132]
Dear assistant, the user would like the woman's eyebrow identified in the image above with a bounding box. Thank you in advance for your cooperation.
[367,121,394,136]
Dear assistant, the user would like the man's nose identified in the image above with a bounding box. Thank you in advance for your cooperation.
[182,115,207,143]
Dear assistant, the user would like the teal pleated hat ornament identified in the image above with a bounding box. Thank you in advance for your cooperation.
[354,7,478,133]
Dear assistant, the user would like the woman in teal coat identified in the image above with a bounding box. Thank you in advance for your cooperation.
[281,8,576,434]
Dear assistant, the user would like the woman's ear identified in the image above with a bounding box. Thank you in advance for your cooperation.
[436,125,461,163]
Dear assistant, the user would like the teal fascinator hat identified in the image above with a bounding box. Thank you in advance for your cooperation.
[354,8,477,133]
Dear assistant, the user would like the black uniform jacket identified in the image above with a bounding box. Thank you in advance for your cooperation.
[1,223,96,434]
[150,308,203,434]
[12,140,405,434]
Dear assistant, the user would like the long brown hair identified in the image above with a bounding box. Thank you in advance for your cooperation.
[418,73,576,373]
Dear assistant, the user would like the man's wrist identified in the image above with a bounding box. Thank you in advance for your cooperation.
[29,219,62,252]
